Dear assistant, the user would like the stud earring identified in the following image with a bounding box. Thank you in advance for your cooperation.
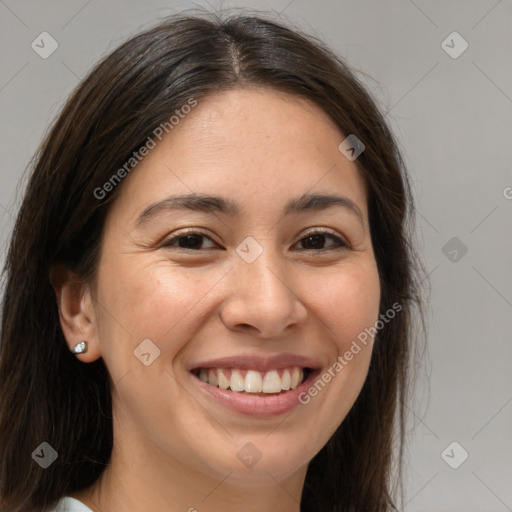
[72,341,88,354]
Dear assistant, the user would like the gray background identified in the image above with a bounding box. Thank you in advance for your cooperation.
[1,1,511,510]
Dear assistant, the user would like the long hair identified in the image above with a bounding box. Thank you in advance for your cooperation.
[0,12,423,511]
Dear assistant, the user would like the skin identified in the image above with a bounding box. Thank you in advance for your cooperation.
[53,88,381,512]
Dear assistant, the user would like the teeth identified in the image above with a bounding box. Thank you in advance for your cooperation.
[290,367,302,389]
[230,369,245,392]
[281,369,291,390]
[245,370,263,393]
[208,369,218,387]
[218,368,230,390]
[262,370,281,393]
[196,366,306,394]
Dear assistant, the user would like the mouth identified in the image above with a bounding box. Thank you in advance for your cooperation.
[186,353,323,416]
[190,366,313,395]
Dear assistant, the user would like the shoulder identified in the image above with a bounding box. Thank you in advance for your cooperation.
[48,497,93,512]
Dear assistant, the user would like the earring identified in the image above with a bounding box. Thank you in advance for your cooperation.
[72,341,88,354]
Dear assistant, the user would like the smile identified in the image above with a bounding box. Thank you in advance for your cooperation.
[187,353,322,416]
[191,366,310,394]
[188,362,324,417]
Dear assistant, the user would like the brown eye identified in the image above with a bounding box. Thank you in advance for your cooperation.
[294,231,347,251]
[162,232,217,250]
[175,234,204,249]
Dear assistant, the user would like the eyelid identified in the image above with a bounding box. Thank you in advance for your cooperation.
[293,227,349,250]
[299,226,344,240]
[160,228,220,249]
[161,227,350,252]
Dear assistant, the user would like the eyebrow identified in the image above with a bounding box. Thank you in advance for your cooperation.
[135,192,364,226]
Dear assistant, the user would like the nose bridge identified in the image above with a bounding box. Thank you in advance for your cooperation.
[235,238,293,301]
[220,239,306,336]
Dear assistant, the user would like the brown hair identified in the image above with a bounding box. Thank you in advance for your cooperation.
[0,11,423,511]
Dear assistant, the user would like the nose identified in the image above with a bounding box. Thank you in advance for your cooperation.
[219,252,308,338]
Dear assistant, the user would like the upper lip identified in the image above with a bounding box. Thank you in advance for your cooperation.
[187,353,322,373]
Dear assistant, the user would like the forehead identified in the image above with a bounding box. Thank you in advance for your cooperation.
[106,88,368,224]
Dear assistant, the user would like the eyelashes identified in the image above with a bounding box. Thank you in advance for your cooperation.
[161,232,214,250]
[294,231,348,251]
[160,229,349,252]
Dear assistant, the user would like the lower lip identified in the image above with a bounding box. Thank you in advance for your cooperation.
[188,370,321,417]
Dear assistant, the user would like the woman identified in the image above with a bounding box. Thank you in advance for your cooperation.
[0,11,423,512]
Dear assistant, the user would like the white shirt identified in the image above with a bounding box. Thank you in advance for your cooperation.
[50,497,93,511]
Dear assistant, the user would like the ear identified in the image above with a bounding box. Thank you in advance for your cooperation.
[49,264,102,363]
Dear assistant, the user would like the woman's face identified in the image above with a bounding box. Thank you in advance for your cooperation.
[89,88,380,484]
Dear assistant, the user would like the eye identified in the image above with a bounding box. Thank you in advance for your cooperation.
[161,229,348,252]
[161,231,217,250]
[293,230,348,251]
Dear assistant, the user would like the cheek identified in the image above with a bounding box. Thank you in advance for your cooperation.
[306,260,381,349]
[94,254,229,366]
[299,260,380,417]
